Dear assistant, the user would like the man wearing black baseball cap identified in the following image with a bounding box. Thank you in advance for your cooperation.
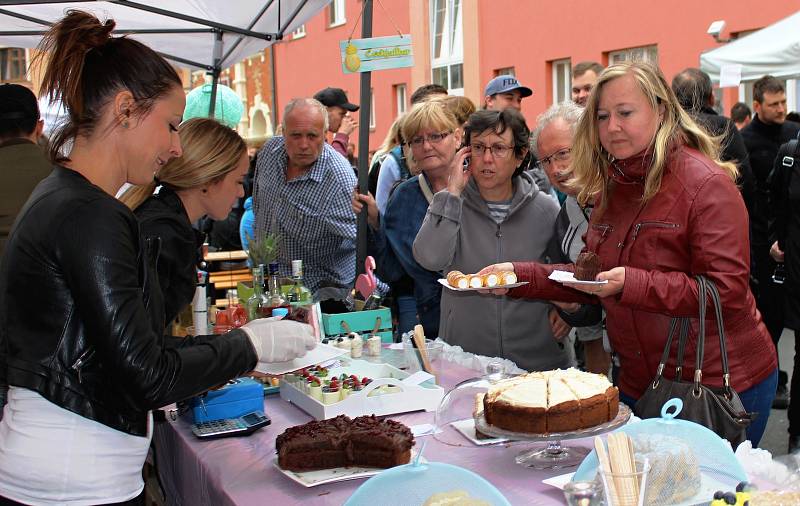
[0,84,51,260]
[483,76,532,111]
[313,87,359,161]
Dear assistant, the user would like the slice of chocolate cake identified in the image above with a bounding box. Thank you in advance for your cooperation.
[574,251,602,281]
[349,415,414,468]
[276,415,352,471]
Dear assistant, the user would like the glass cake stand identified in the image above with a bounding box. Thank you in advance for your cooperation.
[474,403,632,470]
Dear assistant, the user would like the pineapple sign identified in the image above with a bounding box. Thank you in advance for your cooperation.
[340,35,413,74]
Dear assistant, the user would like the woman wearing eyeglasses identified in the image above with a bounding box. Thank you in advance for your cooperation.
[412,109,571,371]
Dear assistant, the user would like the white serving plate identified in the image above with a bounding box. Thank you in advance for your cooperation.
[548,270,609,285]
[450,418,510,446]
[274,450,426,488]
[437,278,528,292]
[279,359,444,420]
[255,342,349,376]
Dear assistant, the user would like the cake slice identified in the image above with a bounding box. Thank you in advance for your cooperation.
[488,375,548,433]
[547,377,580,432]
[276,415,352,471]
[349,415,414,468]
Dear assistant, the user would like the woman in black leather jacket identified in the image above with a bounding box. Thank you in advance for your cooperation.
[0,11,313,505]
[121,118,249,326]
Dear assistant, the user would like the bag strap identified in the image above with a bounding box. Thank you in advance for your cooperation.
[692,275,734,397]
[674,319,690,381]
[705,277,736,398]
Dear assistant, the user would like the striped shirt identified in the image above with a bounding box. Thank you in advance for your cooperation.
[486,199,512,224]
[253,137,357,299]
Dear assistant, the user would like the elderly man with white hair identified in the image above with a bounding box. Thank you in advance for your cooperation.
[253,98,357,305]
[531,101,612,375]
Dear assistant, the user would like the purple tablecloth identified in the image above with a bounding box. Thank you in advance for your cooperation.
[153,351,587,505]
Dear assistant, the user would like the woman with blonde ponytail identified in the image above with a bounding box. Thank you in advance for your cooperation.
[0,11,313,504]
[478,61,777,446]
[120,118,248,325]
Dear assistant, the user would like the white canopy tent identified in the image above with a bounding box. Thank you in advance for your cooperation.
[0,0,331,115]
[700,10,800,83]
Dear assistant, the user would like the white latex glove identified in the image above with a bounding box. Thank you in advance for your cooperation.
[240,318,317,363]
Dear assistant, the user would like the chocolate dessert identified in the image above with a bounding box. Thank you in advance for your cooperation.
[276,415,414,471]
[574,251,602,281]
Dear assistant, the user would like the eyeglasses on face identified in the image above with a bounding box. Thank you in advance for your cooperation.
[536,147,571,169]
[470,142,513,158]
[409,131,452,147]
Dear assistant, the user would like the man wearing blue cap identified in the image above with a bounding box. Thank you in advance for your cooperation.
[483,76,532,111]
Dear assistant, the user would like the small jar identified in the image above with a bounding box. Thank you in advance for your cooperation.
[350,334,363,358]
[367,335,381,356]
[563,480,602,506]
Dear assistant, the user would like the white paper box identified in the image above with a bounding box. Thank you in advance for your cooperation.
[279,359,444,420]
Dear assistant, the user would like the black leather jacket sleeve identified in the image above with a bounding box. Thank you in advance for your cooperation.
[58,199,257,410]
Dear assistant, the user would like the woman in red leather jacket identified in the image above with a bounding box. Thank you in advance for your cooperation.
[480,61,777,446]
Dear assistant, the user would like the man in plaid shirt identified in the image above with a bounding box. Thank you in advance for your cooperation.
[253,98,357,302]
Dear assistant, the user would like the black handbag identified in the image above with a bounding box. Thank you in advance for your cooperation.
[634,275,753,447]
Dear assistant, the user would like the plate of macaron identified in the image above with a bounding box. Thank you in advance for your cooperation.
[439,270,528,292]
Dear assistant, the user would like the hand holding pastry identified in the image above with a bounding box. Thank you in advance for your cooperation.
[475,262,515,295]
[564,267,625,298]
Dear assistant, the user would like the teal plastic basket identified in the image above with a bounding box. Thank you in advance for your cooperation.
[344,459,511,506]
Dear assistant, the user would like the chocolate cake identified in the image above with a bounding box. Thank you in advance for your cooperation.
[276,415,414,471]
[574,251,602,281]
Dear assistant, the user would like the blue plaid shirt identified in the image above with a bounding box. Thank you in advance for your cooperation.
[253,137,357,299]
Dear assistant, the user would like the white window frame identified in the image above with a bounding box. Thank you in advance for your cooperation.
[370,88,376,130]
[395,84,407,115]
[329,0,346,28]
[608,45,658,65]
[292,24,306,39]
[430,0,463,94]
[551,59,571,105]
[495,67,515,77]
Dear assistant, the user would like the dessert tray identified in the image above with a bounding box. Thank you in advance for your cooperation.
[474,403,631,442]
[273,449,426,488]
[548,270,608,285]
[280,359,445,420]
[437,279,528,291]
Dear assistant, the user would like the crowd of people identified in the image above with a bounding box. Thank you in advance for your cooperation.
[1,7,800,504]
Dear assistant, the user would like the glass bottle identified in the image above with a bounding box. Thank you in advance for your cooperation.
[245,264,269,321]
[287,259,312,304]
[262,261,289,317]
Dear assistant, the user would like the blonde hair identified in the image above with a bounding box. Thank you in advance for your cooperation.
[120,117,247,210]
[400,99,460,143]
[436,95,476,126]
[571,61,737,213]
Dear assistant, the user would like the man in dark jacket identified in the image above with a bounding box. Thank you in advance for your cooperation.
[0,84,51,260]
[741,75,800,408]
[671,68,755,212]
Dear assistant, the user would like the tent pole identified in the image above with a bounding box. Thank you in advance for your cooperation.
[208,29,223,118]
[356,0,373,279]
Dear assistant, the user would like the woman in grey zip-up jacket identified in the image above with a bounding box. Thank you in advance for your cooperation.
[413,109,571,371]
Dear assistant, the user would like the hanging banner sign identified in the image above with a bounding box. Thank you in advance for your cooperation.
[340,34,413,74]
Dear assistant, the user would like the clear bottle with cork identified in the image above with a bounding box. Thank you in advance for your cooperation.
[287,259,312,304]
[245,264,269,321]
[263,261,290,317]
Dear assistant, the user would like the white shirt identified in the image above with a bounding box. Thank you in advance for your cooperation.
[0,387,153,505]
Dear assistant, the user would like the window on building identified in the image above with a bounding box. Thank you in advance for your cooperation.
[608,45,658,65]
[551,59,571,104]
[430,0,463,94]
[394,84,407,115]
[0,48,27,81]
[495,67,515,77]
[292,24,306,39]
[370,88,376,129]
[329,0,346,27]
